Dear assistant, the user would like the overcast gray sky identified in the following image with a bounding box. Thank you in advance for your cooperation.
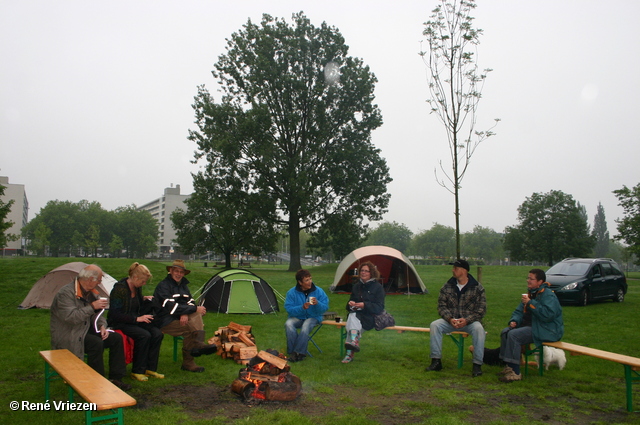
[2,0,638,237]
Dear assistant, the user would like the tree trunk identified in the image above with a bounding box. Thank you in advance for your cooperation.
[288,214,301,272]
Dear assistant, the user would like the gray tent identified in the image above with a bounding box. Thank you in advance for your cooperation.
[19,262,117,309]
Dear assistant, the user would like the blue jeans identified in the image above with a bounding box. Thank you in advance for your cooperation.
[499,326,533,365]
[285,317,319,355]
[429,318,486,365]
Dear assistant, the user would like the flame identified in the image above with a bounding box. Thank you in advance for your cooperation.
[252,362,266,372]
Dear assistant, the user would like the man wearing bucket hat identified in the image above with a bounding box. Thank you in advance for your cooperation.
[153,260,217,372]
[426,259,486,377]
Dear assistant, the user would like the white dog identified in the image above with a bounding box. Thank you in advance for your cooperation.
[535,346,567,370]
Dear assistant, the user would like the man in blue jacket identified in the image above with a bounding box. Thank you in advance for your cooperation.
[498,268,564,382]
[284,269,329,362]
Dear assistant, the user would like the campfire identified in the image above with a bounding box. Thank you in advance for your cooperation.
[231,349,302,402]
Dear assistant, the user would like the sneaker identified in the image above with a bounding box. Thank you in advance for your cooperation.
[110,379,132,391]
[426,358,443,371]
[472,363,483,377]
[130,373,148,382]
[145,370,165,379]
[499,370,522,382]
[497,366,513,376]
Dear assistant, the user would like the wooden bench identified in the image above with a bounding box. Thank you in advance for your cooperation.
[321,320,471,368]
[40,349,136,425]
[537,341,640,412]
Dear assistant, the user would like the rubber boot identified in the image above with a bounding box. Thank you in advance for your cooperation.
[181,348,205,372]
[344,330,360,352]
[188,330,217,357]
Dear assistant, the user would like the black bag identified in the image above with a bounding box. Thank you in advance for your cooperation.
[374,310,395,331]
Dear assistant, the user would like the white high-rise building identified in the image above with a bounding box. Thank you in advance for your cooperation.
[138,184,190,257]
[0,176,28,255]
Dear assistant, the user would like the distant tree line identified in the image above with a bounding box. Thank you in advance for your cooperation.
[329,189,633,266]
[21,200,158,258]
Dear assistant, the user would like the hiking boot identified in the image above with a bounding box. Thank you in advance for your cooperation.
[472,363,483,377]
[188,330,218,357]
[110,379,132,391]
[499,370,522,382]
[426,358,443,371]
[181,348,205,372]
[497,366,513,376]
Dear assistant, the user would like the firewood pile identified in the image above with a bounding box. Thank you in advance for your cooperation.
[208,322,258,365]
[231,349,301,402]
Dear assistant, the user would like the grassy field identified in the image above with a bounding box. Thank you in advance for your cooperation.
[1,257,639,424]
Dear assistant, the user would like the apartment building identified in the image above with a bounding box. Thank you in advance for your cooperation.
[0,176,28,255]
[137,184,190,257]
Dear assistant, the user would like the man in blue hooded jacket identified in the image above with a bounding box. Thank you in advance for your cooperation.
[498,268,564,382]
[284,269,329,362]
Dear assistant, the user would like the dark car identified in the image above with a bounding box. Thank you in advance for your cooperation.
[546,258,627,306]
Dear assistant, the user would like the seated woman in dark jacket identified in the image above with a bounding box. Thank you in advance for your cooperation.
[108,262,164,381]
[342,261,385,363]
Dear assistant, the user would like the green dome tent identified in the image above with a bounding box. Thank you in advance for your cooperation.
[199,269,281,314]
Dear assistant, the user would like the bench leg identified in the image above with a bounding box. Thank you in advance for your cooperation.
[446,333,465,369]
[173,336,183,362]
[44,362,63,402]
[523,345,544,378]
[85,407,124,425]
[624,364,640,412]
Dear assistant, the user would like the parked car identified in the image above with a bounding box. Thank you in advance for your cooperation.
[546,258,627,306]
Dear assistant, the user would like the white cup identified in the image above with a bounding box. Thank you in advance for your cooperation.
[309,296,317,305]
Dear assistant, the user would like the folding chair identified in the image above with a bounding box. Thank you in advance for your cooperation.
[306,323,323,357]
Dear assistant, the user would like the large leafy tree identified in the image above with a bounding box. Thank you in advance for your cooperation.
[23,201,158,258]
[613,183,640,263]
[188,12,391,271]
[171,173,279,268]
[592,202,610,258]
[306,211,368,261]
[421,0,499,259]
[503,190,594,265]
[364,221,413,253]
[112,206,158,258]
[410,223,456,259]
[462,225,504,263]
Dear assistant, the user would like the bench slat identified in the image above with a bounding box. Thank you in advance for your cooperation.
[40,350,136,410]
[320,320,468,337]
[543,341,640,369]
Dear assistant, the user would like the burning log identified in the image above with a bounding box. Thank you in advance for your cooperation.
[231,350,301,402]
[257,350,288,370]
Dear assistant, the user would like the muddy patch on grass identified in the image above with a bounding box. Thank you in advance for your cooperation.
[134,382,636,424]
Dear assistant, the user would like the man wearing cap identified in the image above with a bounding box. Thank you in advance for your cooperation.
[426,259,486,377]
[153,260,217,372]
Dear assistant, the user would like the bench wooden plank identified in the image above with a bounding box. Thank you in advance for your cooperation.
[543,341,640,369]
[320,320,470,368]
[40,349,136,410]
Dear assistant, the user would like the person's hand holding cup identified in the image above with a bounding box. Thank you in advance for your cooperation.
[92,296,108,310]
[309,296,317,305]
[521,293,530,303]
